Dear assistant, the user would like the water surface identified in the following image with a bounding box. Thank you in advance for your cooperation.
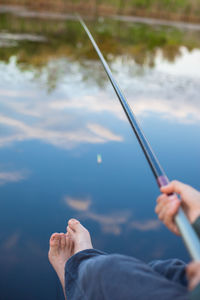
[0,10,200,300]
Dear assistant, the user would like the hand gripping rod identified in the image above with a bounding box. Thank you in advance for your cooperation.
[78,15,200,261]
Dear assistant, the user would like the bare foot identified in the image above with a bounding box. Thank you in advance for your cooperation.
[67,219,93,254]
[48,232,73,300]
[48,220,93,299]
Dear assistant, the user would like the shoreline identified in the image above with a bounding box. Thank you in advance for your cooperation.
[0,0,200,25]
[1,4,200,32]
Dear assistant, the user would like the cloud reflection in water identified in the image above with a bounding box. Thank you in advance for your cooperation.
[65,195,161,235]
[65,196,91,211]
[0,170,27,185]
[0,114,123,149]
[0,48,200,152]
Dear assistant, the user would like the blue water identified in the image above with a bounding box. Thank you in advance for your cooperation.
[0,13,200,300]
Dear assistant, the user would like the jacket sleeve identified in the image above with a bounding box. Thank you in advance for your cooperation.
[192,216,200,239]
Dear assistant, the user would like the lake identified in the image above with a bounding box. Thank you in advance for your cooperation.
[0,7,200,300]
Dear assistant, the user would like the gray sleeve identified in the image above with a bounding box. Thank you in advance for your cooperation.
[192,216,200,239]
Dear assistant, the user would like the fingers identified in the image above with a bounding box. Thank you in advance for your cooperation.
[163,200,180,235]
[187,262,200,290]
[160,180,187,196]
[155,194,180,235]
[156,194,179,217]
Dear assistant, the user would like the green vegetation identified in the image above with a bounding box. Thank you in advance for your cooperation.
[0,12,200,90]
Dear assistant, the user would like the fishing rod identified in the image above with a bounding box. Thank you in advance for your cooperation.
[77,16,200,262]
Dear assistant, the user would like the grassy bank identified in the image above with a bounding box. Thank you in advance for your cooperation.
[1,0,200,23]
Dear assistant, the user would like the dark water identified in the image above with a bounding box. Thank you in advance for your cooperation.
[0,9,200,300]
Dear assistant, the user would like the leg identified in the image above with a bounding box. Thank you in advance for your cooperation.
[48,220,189,300]
[66,252,189,300]
[65,220,189,300]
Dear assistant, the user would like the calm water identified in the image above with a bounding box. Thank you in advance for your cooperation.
[0,9,200,300]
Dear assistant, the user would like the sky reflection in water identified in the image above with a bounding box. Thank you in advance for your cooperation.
[0,15,200,300]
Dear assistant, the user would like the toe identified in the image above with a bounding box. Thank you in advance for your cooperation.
[68,219,79,229]
[50,233,60,247]
[68,219,82,232]
[60,233,66,249]
[68,238,74,253]
[67,226,74,237]
[68,219,88,235]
